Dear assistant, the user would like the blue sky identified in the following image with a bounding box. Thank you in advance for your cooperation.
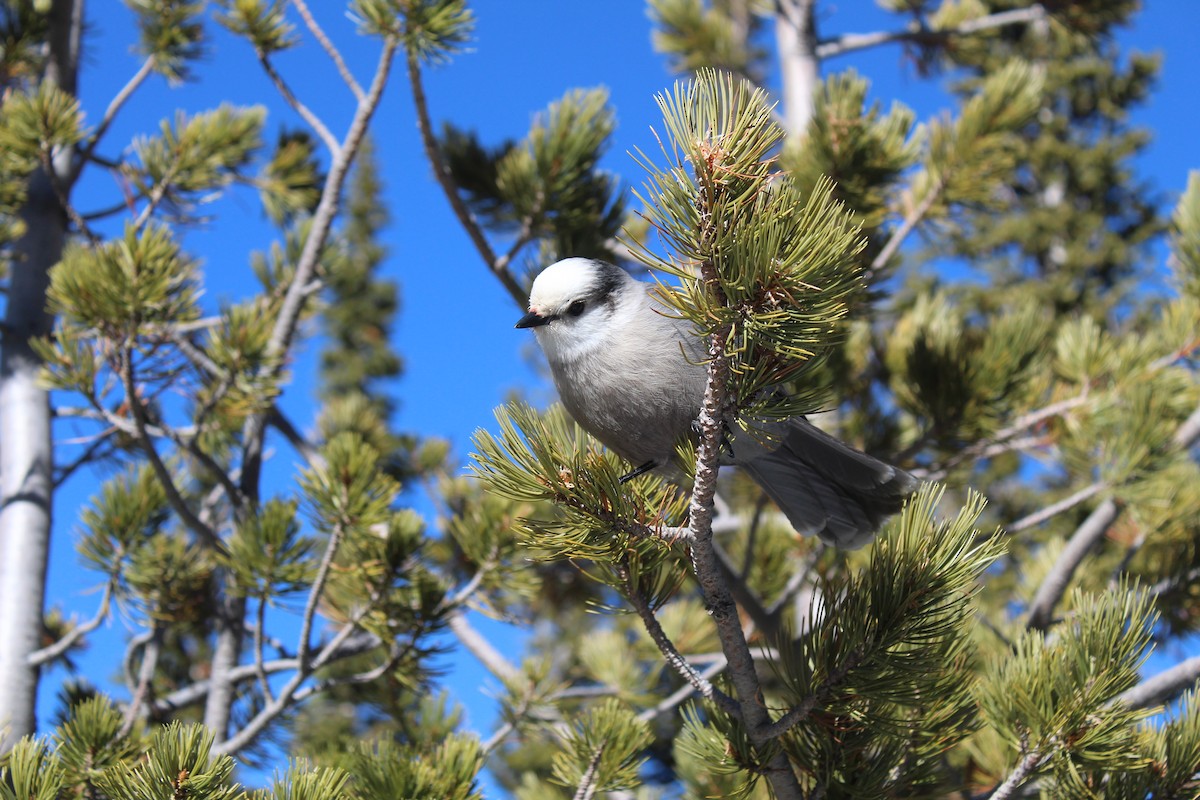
[37,0,1200,788]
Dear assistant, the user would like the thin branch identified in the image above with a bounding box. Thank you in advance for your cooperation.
[621,562,740,719]
[1027,397,1200,630]
[1006,481,1105,534]
[120,625,161,737]
[817,5,1046,60]
[241,34,398,502]
[446,609,520,685]
[685,309,804,798]
[867,177,943,282]
[572,745,606,800]
[296,523,345,673]
[72,56,156,184]
[405,50,527,309]
[120,348,225,552]
[1115,656,1200,711]
[27,580,114,667]
[253,596,273,703]
[268,406,322,470]
[1026,498,1120,631]
[290,0,365,101]
[149,632,380,716]
[257,51,342,156]
[984,746,1045,800]
[637,658,728,723]
[52,430,116,488]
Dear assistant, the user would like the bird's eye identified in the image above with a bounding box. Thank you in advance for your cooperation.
[567,300,586,317]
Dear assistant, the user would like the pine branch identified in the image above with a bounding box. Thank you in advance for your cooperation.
[636,658,728,723]
[1115,655,1200,711]
[1028,396,1200,630]
[120,624,161,737]
[685,313,805,799]
[1007,481,1105,534]
[572,744,606,800]
[405,49,527,309]
[119,348,224,552]
[620,561,740,718]
[71,55,156,184]
[446,609,520,685]
[1026,498,1120,631]
[817,5,1047,60]
[984,746,1045,800]
[257,51,341,156]
[26,579,113,667]
[241,33,398,502]
[290,0,365,101]
[148,632,381,716]
[296,522,344,673]
[867,174,943,282]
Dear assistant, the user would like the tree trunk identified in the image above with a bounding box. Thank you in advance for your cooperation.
[0,0,81,753]
[775,0,820,137]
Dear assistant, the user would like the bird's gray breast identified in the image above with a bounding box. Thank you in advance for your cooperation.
[551,314,706,468]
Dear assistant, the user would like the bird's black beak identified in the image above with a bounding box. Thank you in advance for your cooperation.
[515,310,553,329]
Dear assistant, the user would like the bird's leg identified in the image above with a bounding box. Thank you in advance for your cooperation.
[619,461,657,484]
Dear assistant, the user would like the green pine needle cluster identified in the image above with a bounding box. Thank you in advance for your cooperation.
[633,70,867,416]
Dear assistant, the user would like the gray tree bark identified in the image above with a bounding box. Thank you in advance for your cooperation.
[0,0,81,753]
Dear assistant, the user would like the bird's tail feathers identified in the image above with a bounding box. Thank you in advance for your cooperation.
[739,419,916,549]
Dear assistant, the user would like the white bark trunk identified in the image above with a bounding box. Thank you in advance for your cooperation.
[775,0,820,138]
[0,0,81,753]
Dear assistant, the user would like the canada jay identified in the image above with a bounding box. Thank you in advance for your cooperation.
[515,257,916,549]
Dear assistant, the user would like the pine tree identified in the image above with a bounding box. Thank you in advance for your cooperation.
[3,1,1200,799]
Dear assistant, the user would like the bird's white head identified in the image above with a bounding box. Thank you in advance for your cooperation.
[515,258,633,363]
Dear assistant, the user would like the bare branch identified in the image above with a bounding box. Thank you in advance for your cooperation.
[296,523,345,673]
[119,349,225,552]
[867,176,943,282]
[621,561,740,719]
[290,0,365,101]
[817,5,1047,60]
[149,632,380,716]
[1007,481,1105,534]
[257,51,342,156]
[1115,655,1200,711]
[27,580,114,667]
[241,34,398,502]
[1026,498,1120,631]
[637,658,728,724]
[120,625,161,737]
[72,56,156,184]
[984,746,1046,800]
[446,609,520,685]
[405,50,527,309]
[685,305,804,797]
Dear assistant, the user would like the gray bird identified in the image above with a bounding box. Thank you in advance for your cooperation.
[515,257,916,548]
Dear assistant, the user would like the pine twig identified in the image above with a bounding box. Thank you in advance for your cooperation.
[984,746,1045,800]
[572,745,606,800]
[446,609,520,685]
[1026,498,1119,631]
[1115,655,1200,711]
[71,55,156,184]
[685,316,805,799]
[290,0,365,101]
[620,562,740,719]
[257,51,342,156]
[119,349,225,552]
[1007,481,1105,534]
[817,5,1047,59]
[405,50,527,309]
[240,33,398,502]
[26,579,114,667]
[867,176,943,282]
[120,625,162,737]
[637,658,728,723]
